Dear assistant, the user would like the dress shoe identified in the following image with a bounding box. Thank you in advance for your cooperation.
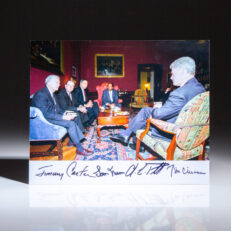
[84,148,92,153]
[129,142,145,153]
[84,122,95,128]
[76,149,92,156]
[110,134,129,145]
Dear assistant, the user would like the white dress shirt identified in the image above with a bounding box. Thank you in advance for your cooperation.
[81,87,86,102]
[48,88,56,105]
[109,90,113,103]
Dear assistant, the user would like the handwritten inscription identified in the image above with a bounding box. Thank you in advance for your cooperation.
[36,165,64,181]
[34,162,207,181]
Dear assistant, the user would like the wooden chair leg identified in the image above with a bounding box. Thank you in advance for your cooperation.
[198,141,206,160]
[136,138,141,160]
[97,127,101,143]
[57,140,63,160]
[166,135,176,160]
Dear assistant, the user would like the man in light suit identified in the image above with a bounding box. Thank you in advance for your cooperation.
[110,57,205,151]
[102,82,121,107]
[73,79,99,125]
[31,75,92,157]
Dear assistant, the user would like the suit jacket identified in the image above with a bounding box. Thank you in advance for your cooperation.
[102,89,119,106]
[31,87,64,121]
[57,88,89,124]
[73,86,89,107]
[152,78,205,123]
[57,88,79,112]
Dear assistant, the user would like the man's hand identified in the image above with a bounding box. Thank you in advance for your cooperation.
[78,106,87,113]
[86,100,93,108]
[165,87,171,94]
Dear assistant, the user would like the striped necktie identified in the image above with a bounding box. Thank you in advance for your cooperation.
[51,94,58,113]
[68,93,73,106]
[83,90,87,102]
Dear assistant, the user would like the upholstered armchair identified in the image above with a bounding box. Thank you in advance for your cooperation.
[94,82,123,107]
[30,106,67,160]
[135,91,210,160]
[130,89,149,112]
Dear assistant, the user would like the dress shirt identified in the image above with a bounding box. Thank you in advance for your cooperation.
[81,87,86,102]
[109,90,113,103]
[68,92,72,101]
[48,88,56,105]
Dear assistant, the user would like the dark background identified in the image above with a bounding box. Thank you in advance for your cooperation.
[0,1,230,230]
[1,0,230,158]
[0,0,231,190]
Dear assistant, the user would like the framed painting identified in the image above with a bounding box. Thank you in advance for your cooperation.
[95,54,124,78]
[30,40,64,75]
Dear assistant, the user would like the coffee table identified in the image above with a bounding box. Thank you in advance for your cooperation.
[97,109,130,143]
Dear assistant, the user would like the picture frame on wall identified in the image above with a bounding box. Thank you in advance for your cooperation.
[30,40,64,75]
[95,54,124,78]
[71,65,77,79]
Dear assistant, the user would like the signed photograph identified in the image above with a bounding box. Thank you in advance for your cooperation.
[29,40,210,184]
[30,40,209,162]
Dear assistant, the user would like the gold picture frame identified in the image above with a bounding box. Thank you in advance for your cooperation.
[30,40,64,75]
[95,54,124,78]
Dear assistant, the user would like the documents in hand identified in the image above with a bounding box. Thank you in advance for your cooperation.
[64,110,78,117]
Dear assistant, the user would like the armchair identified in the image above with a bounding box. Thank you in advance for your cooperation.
[94,82,123,107]
[130,89,149,112]
[135,91,210,160]
[30,106,67,160]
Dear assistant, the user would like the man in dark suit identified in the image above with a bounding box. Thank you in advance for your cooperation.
[110,57,206,151]
[31,75,92,156]
[73,79,99,125]
[57,80,89,127]
[102,82,121,107]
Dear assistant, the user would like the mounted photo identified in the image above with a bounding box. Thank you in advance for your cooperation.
[29,40,210,185]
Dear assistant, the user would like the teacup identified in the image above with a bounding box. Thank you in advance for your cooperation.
[154,101,163,108]
[100,106,105,112]
[114,107,120,112]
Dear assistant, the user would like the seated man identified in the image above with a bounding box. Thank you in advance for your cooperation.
[110,56,205,152]
[102,82,121,108]
[31,75,92,157]
[57,80,89,127]
[73,79,99,125]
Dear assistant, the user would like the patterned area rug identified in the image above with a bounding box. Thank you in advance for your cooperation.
[75,125,209,161]
[75,126,153,161]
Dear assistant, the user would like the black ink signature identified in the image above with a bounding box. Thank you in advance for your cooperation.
[182,167,206,175]
[167,164,181,177]
[36,165,64,181]
[35,161,207,180]
[107,166,125,177]
[137,162,170,175]
[92,165,110,177]
[66,162,95,178]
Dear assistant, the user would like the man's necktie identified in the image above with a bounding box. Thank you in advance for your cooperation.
[51,94,58,113]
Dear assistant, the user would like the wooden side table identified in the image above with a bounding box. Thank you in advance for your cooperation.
[97,110,129,143]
